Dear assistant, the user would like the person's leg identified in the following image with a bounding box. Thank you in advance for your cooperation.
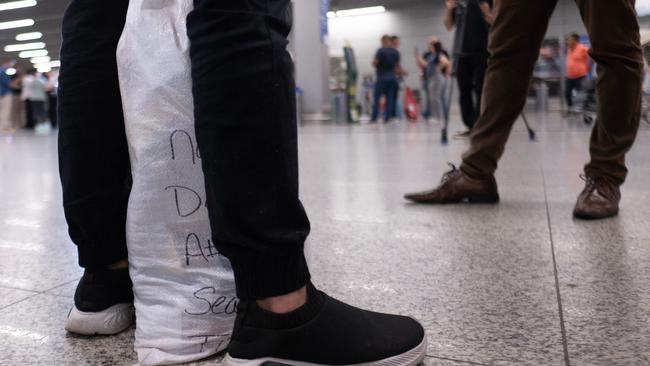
[429,75,444,121]
[31,101,46,125]
[49,94,58,128]
[460,0,559,178]
[422,78,431,119]
[405,0,559,204]
[565,77,575,108]
[573,0,643,219]
[58,0,134,335]
[440,76,449,121]
[473,53,488,123]
[0,95,12,131]
[391,80,400,119]
[187,1,426,364]
[385,79,398,121]
[188,0,310,301]
[24,99,34,129]
[456,55,475,130]
[59,0,131,273]
[371,80,384,122]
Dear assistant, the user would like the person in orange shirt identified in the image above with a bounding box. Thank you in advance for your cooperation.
[565,33,590,111]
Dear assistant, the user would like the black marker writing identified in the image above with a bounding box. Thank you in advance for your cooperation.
[164,185,203,217]
[187,334,230,353]
[185,233,220,266]
[170,129,197,165]
[184,287,238,316]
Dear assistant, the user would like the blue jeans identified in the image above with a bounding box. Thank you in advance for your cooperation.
[371,77,399,122]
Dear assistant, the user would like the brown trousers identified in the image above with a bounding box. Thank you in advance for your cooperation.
[461,0,644,185]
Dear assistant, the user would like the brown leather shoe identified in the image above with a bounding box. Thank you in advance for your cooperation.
[573,175,621,220]
[404,164,500,204]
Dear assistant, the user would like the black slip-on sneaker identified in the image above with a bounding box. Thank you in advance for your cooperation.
[225,286,427,366]
[65,268,135,336]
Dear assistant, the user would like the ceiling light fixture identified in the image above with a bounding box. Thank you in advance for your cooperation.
[16,31,41,41]
[30,56,50,64]
[5,67,16,76]
[327,6,386,18]
[49,60,60,68]
[36,65,51,73]
[4,41,45,52]
[18,49,47,58]
[0,0,37,12]
[0,19,34,30]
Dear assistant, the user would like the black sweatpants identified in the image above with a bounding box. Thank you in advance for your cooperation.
[456,53,488,130]
[58,0,311,300]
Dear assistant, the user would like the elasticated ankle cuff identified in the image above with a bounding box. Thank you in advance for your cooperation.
[238,283,324,330]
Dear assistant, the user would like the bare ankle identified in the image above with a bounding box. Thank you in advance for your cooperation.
[108,259,129,270]
[256,286,307,314]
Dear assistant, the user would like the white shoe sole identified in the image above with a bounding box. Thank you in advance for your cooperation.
[65,303,135,336]
[224,335,427,366]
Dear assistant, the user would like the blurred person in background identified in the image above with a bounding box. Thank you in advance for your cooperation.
[0,59,16,133]
[23,68,49,132]
[371,35,402,123]
[443,0,493,137]
[22,69,35,129]
[45,71,59,128]
[390,35,405,120]
[416,39,451,123]
[10,69,25,129]
[565,32,590,113]
[417,36,437,120]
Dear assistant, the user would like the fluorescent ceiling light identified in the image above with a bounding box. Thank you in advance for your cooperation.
[329,6,386,18]
[18,49,47,58]
[5,67,16,76]
[30,56,49,64]
[4,41,45,52]
[35,60,59,70]
[0,1,37,12]
[16,31,41,41]
[36,65,51,73]
[0,19,34,30]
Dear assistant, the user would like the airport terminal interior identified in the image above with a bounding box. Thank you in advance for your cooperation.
[0,0,649,365]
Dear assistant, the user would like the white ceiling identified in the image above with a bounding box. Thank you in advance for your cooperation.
[0,0,68,68]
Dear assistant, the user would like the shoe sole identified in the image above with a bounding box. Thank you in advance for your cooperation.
[573,210,619,220]
[406,195,500,204]
[224,335,427,366]
[65,303,135,336]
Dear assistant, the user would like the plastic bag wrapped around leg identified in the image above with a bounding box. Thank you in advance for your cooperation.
[116,1,236,364]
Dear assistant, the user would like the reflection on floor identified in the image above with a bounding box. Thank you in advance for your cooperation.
[0,110,648,366]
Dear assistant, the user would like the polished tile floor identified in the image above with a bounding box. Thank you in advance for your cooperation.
[0,109,648,366]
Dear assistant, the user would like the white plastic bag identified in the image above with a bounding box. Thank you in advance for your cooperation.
[116,1,236,364]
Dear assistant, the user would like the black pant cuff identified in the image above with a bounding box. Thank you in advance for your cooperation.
[77,242,128,270]
[230,253,311,300]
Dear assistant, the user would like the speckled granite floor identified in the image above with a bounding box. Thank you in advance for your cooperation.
[0,108,648,366]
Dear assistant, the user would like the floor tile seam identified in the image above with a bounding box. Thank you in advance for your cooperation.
[0,284,41,293]
[0,278,79,297]
[39,278,80,295]
[541,167,572,366]
[0,292,42,311]
[424,354,491,366]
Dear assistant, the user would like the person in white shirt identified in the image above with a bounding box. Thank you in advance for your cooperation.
[22,68,48,128]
